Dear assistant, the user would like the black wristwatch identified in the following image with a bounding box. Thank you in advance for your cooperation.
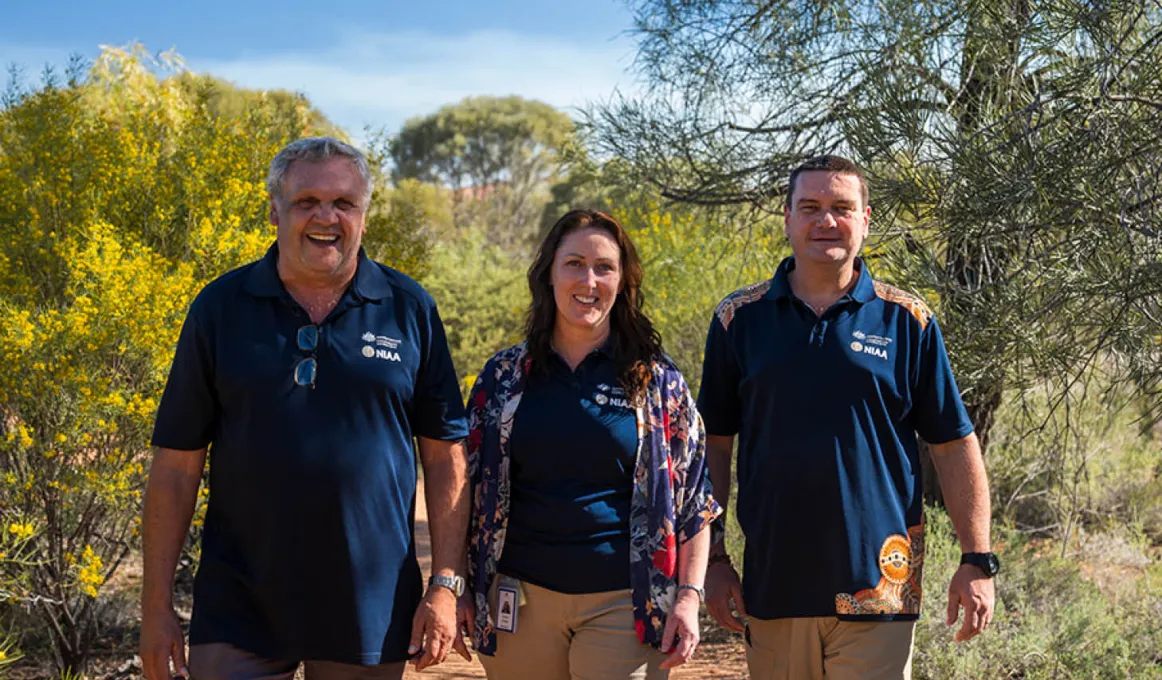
[960,552,1001,578]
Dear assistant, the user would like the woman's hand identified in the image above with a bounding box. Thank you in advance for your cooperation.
[658,588,702,669]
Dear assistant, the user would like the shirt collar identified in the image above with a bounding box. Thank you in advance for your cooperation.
[546,335,616,375]
[767,257,796,301]
[243,243,393,301]
[849,258,878,303]
[243,244,284,298]
[766,256,877,304]
[349,249,394,301]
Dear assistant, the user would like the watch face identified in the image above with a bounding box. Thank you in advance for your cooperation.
[986,553,1000,576]
[431,575,464,597]
[962,552,1000,577]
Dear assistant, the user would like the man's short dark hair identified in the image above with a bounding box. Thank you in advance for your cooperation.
[786,155,868,209]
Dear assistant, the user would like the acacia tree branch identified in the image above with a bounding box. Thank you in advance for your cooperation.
[1106,93,1162,110]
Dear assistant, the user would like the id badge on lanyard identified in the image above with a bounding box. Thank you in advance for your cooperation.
[496,585,519,633]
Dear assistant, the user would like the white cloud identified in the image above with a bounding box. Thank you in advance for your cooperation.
[191,29,642,138]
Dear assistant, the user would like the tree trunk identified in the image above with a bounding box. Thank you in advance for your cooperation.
[919,1,1029,505]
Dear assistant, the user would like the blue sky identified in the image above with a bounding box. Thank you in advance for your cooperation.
[0,0,642,137]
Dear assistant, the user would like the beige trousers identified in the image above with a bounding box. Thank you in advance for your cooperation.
[744,617,915,680]
[189,642,406,680]
[478,578,669,680]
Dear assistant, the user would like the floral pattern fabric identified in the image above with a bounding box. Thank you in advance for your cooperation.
[465,342,721,655]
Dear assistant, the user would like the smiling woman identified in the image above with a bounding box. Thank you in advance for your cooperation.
[463,209,722,680]
[548,227,623,358]
[524,210,659,400]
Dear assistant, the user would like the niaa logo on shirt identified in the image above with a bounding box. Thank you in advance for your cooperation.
[850,330,889,360]
[594,383,631,408]
[360,331,402,362]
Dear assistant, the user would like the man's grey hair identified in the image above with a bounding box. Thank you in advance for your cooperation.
[267,136,374,205]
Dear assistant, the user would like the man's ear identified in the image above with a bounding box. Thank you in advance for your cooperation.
[269,198,280,227]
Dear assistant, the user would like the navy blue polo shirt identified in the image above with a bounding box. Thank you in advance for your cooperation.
[697,257,973,621]
[151,244,468,664]
[498,347,638,594]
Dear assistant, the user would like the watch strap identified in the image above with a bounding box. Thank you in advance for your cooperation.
[677,583,705,602]
[960,552,999,577]
[428,574,465,597]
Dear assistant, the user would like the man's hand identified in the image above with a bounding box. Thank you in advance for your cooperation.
[409,586,459,670]
[705,561,747,633]
[946,563,995,642]
[453,592,475,661]
[414,436,470,668]
[659,588,702,670]
[140,447,203,680]
[930,433,994,643]
[140,607,187,680]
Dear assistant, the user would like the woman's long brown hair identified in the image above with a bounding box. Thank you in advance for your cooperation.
[524,209,664,405]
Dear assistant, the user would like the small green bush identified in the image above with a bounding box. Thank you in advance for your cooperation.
[420,228,528,394]
[915,507,1162,679]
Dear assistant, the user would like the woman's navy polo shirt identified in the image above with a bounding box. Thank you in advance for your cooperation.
[150,244,468,664]
[498,347,638,594]
[697,257,974,622]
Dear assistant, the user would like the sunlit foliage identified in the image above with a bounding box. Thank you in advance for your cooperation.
[0,44,426,674]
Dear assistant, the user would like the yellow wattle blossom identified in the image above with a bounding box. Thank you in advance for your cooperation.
[460,375,478,399]
[16,425,33,450]
[0,41,423,661]
[76,545,105,598]
[7,523,34,540]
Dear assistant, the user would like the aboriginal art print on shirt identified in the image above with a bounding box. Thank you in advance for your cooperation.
[873,281,933,329]
[835,522,925,616]
[714,279,773,330]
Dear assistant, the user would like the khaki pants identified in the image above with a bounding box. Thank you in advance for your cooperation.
[478,578,668,680]
[189,642,406,680]
[744,617,915,680]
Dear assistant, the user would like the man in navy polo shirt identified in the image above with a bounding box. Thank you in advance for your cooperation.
[698,156,997,679]
[140,137,470,680]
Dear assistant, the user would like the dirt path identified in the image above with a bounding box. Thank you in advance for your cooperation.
[406,486,749,679]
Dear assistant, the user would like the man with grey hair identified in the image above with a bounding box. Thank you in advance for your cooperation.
[140,137,472,679]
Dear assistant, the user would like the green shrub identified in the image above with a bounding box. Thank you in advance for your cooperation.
[915,507,1162,679]
[988,382,1162,546]
[420,228,528,394]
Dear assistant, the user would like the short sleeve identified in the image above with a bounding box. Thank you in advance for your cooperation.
[911,318,975,444]
[151,301,218,451]
[411,301,469,441]
[696,314,742,436]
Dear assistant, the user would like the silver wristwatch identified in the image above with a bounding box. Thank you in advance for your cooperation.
[428,574,465,597]
[677,583,705,602]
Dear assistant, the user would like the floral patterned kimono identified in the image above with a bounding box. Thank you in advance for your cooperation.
[465,342,722,656]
